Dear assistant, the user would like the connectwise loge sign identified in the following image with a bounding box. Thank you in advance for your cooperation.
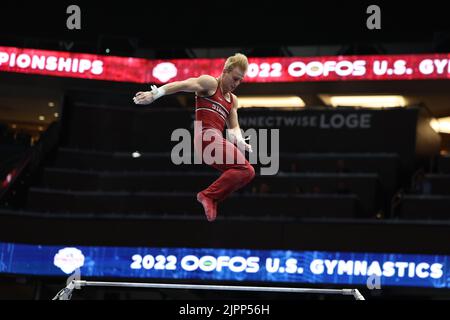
[1,46,450,83]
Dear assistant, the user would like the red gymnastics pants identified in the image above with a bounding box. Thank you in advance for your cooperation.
[194,128,255,202]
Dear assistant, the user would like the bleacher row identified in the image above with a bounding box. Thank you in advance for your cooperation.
[2,104,449,221]
[28,148,385,218]
[395,157,450,219]
[20,146,449,220]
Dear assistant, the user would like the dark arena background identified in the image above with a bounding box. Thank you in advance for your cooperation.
[1,0,450,310]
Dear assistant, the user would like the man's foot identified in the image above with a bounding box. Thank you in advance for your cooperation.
[197,192,217,222]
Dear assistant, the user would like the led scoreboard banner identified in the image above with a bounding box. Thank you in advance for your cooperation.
[0,242,449,289]
[1,46,450,83]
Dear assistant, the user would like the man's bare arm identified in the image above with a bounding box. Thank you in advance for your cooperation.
[133,75,216,105]
[226,95,253,152]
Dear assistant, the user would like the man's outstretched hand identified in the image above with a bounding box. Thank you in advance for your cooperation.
[133,85,162,105]
[133,91,155,105]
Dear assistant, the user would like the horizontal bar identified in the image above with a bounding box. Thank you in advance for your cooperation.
[73,280,362,298]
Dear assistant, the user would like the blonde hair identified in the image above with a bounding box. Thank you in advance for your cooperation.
[223,53,248,72]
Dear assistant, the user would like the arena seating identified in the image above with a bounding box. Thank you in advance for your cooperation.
[2,102,442,222]
[396,155,450,219]
[21,103,424,220]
